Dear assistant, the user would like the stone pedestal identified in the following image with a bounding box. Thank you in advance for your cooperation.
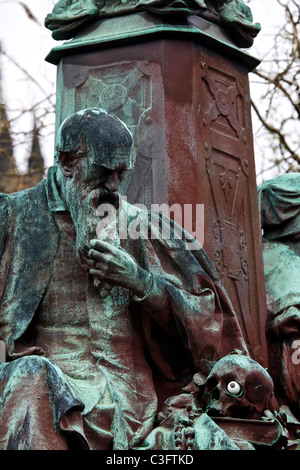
[46,12,267,366]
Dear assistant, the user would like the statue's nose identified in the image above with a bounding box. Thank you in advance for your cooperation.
[103,171,120,192]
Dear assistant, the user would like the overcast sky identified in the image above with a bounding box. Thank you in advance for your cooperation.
[0,0,285,177]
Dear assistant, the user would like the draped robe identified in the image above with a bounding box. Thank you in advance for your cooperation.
[0,167,246,449]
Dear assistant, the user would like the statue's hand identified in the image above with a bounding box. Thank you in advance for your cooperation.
[88,239,151,297]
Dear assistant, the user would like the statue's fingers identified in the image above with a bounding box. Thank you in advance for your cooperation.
[88,249,103,261]
[89,268,104,278]
[90,239,115,252]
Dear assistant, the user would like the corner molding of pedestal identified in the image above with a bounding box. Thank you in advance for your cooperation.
[45,12,260,71]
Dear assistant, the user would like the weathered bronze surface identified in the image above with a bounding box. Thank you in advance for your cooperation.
[45,0,261,48]
[258,173,300,442]
[0,108,250,449]
[0,0,297,451]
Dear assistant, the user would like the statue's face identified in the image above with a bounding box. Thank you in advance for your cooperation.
[61,144,131,270]
[220,0,253,23]
[73,148,129,206]
[61,140,132,208]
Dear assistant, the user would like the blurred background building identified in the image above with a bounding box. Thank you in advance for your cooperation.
[0,70,45,193]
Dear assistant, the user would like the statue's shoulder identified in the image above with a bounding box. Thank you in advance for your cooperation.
[0,192,8,206]
[0,193,8,230]
[0,180,47,215]
[263,239,298,259]
[263,239,300,282]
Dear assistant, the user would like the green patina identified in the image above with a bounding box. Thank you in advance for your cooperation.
[44,0,261,49]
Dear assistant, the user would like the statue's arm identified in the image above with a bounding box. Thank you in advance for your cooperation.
[87,238,217,347]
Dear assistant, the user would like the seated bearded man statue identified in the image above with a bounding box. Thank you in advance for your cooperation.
[0,107,246,450]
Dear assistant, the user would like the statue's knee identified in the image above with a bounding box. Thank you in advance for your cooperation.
[9,355,52,378]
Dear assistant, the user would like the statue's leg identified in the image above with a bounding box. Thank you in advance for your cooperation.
[0,355,86,450]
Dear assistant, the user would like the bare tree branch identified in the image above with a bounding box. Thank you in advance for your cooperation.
[249,0,300,177]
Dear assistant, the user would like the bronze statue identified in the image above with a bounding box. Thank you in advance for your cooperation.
[45,0,260,48]
[0,108,247,450]
[258,173,300,428]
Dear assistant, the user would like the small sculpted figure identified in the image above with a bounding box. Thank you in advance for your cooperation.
[45,0,260,47]
[0,107,247,450]
[258,173,300,424]
[202,354,279,419]
[137,353,281,450]
[213,0,261,47]
[44,0,207,40]
[44,0,99,40]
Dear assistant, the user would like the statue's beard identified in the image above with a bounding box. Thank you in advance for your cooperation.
[65,183,120,271]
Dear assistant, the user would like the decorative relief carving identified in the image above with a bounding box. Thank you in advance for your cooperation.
[219,165,237,201]
[205,148,248,281]
[205,145,258,354]
[99,83,128,111]
[200,63,250,287]
[74,61,157,207]
[199,56,262,358]
[200,63,246,142]
[75,62,151,128]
